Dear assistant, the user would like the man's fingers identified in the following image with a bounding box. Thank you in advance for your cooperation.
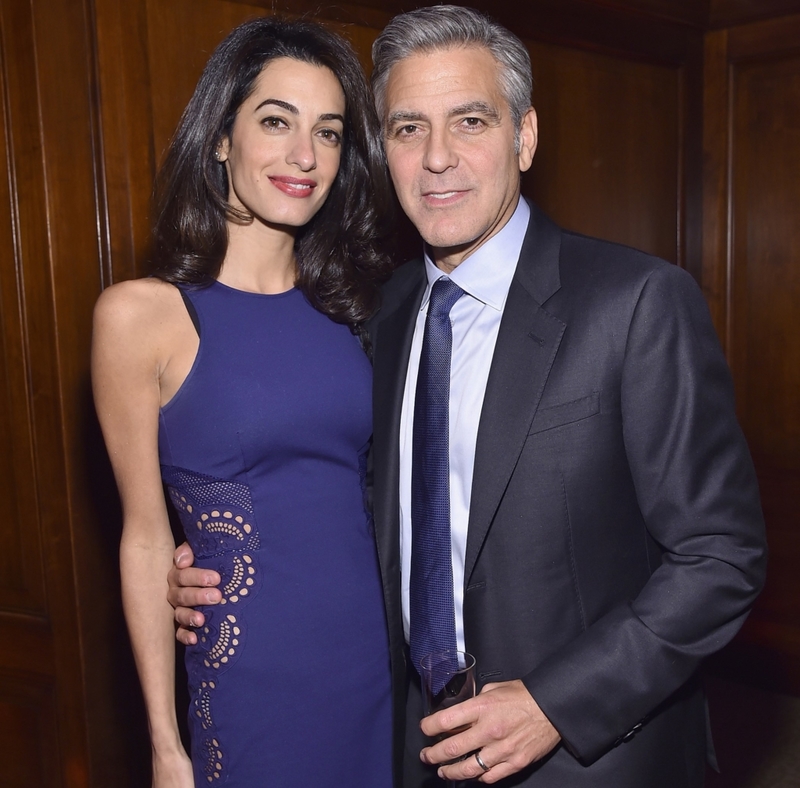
[437,752,516,785]
[436,751,488,783]
[167,583,222,608]
[173,541,195,568]
[167,564,221,591]
[174,604,206,628]
[176,624,199,647]
[420,697,478,738]
[480,760,517,784]
[421,725,483,767]
[420,680,561,782]
[420,733,478,766]
[178,566,220,588]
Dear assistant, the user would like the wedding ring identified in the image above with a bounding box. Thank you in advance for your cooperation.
[475,751,491,773]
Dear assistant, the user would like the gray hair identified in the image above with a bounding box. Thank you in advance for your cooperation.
[371,5,533,145]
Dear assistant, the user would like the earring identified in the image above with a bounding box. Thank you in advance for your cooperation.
[214,150,221,161]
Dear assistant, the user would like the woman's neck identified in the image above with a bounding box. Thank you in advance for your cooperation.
[218,218,297,294]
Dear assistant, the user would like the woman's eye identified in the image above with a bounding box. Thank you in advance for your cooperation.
[262,117,286,129]
[319,128,341,142]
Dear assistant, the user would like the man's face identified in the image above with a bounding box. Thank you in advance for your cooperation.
[382,46,537,271]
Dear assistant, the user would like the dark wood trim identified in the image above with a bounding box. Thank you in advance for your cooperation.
[679,36,706,282]
[710,0,800,29]
[93,0,157,283]
[700,28,732,349]
[726,11,800,60]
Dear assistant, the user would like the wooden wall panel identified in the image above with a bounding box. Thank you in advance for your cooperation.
[703,13,800,694]
[0,0,86,782]
[0,0,155,782]
[524,41,681,264]
[0,4,46,618]
[731,56,800,459]
[146,0,260,166]
[0,673,59,787]
[94,0,156,285]
[34,0,159,779]
[730,49,800,679]
[603,0,707,27]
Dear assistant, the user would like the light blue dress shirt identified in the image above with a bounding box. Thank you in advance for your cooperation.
[399,198,531,652]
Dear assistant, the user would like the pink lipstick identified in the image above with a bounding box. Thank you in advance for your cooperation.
[269,176,316,198]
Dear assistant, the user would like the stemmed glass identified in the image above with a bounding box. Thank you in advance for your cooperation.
[420,650,477,787]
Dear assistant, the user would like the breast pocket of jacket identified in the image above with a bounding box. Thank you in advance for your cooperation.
[527,391,601,435]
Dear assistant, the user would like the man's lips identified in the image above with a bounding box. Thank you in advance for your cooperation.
[421,189,468,205]
[269,176,317,197]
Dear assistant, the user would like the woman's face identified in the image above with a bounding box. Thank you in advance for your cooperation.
[219,57,346,229]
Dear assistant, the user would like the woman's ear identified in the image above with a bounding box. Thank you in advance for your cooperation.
[216,136,231,163]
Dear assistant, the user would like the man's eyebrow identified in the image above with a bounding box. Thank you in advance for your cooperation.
[450,101,501,121]
[386,110,426,125]
[385,102,501,128]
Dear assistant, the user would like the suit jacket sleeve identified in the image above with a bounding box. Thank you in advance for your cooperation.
[521,262,767,763]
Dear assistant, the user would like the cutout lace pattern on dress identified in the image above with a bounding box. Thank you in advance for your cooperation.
[162,464,262,783]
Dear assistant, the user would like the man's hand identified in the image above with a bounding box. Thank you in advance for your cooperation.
[420,680,561,784]
[167,542,222,645]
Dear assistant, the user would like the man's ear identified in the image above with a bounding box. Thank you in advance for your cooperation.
[517,108,538,173]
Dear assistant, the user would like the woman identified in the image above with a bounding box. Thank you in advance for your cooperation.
[92,17,394,787]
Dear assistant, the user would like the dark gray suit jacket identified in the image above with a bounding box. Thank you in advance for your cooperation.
[369,201,767,787]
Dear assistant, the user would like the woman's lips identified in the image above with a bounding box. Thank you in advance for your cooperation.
[269,176,317,198]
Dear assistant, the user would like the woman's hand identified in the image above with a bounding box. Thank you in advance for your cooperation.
[152,748,194,788]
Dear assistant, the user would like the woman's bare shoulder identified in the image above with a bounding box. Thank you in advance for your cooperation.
[94,277,183,333]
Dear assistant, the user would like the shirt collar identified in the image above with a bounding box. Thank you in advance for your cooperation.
[421,198,530,311]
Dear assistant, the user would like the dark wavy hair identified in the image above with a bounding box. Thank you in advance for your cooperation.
[149,16,394,326]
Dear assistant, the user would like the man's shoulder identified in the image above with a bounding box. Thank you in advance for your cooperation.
[556,227,691,288]
[560,227,664,267]
[543,227,708,331]
[521,200,687,292]
[378,257,426,311]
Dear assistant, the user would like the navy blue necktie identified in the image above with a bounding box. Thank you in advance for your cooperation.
[410,277,465,678]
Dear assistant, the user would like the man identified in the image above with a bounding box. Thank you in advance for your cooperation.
[169,7,766,786]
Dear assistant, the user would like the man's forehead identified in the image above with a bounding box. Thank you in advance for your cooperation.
[383,46,505,114]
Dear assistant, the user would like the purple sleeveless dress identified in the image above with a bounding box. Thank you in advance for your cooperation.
[158,281,392,787]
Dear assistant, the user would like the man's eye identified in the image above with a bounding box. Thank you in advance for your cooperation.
[463,117,483,127]
[397,124,418,136]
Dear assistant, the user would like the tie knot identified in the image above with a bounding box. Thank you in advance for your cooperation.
[428,277,464,320]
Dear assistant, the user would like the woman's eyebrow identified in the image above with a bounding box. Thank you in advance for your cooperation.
[254,98,298,114]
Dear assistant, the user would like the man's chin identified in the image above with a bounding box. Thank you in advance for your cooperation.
[415,217,478,250]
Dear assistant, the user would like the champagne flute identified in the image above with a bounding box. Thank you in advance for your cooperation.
[420,650,477,787]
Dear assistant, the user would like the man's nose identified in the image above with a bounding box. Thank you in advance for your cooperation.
[422,127,457,172]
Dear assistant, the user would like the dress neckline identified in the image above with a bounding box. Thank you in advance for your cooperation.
[212,279,298,299]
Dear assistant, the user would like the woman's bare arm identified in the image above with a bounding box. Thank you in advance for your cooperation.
[92,279,195,786]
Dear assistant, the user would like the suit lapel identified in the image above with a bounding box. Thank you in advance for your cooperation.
[464,204,566,583]
[372,264,426,604]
